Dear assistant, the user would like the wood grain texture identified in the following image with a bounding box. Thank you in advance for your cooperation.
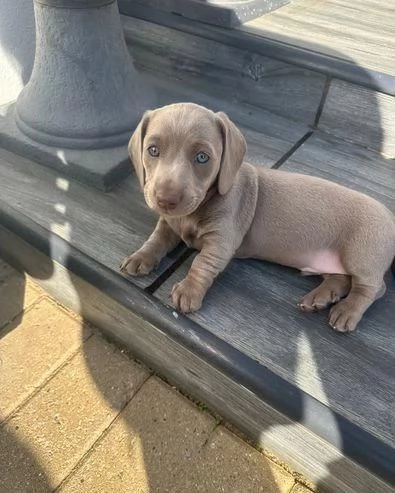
[1,225,392,493]
[281,131,395,211]
[246,0,395,76]
[318,79,395,158]
[0,147,169,289]
[123,16,326,125]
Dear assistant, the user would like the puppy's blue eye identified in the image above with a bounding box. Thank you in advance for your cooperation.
[148,145,159,157]
[195,152,210,165]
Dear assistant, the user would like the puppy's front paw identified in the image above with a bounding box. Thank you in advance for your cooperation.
[171,278,204,313]
[329,300,362,333]
[120,251,157,276]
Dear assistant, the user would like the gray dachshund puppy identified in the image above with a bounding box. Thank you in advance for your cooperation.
[121,103,395,332]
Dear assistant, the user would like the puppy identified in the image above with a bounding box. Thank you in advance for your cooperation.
[121,102,395,332]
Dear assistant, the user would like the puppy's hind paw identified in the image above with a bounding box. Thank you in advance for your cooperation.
[329,300,362,333]
[298,289,340,312]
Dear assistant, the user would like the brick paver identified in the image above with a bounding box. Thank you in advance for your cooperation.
[60,377,216,493]
[0,334,148,491]
[0,261,302,493]
[0,298,91,421]
[173,427,295,493]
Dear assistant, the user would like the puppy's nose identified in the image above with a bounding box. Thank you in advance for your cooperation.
[156,191,182,210]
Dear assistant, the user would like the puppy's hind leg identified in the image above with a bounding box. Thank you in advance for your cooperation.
[328,229,393,332]
[298,274,351,312]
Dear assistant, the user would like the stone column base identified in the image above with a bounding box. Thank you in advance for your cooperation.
[1,0,155,190]
[0,105,130,190]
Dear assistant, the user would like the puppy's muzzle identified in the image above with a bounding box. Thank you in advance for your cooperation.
[155,191,183,211]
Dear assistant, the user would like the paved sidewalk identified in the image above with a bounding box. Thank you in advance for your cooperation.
[0,259,314,493]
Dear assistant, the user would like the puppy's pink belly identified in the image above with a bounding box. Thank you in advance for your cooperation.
[288,250,346,275]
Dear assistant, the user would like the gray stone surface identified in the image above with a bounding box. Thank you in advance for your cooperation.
[0,0,35,106]
[15,0,151,150]
[0,105,130,190]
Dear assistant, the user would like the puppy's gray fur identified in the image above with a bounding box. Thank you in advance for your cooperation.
[121,103,395,332]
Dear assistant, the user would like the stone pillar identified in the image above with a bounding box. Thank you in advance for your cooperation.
[0,0,154,189]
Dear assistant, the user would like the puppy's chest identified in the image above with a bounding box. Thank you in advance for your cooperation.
[167,217,202,249]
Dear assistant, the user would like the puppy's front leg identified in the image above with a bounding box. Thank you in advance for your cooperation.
[121,217,180,276]
[172,237,234,313]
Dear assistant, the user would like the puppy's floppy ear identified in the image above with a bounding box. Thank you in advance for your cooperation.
[216,111,246,195]
[128,110,152,189]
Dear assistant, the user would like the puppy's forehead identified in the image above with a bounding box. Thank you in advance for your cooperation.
[147,104,220,141]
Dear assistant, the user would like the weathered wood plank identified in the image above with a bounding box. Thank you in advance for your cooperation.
[150,73,310,167]
[281,131,394,210]
[318,80,395,158]
[0,147,168,289]
[246,0,395,76]
[123,16,326,125]
[0,224,393,493]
